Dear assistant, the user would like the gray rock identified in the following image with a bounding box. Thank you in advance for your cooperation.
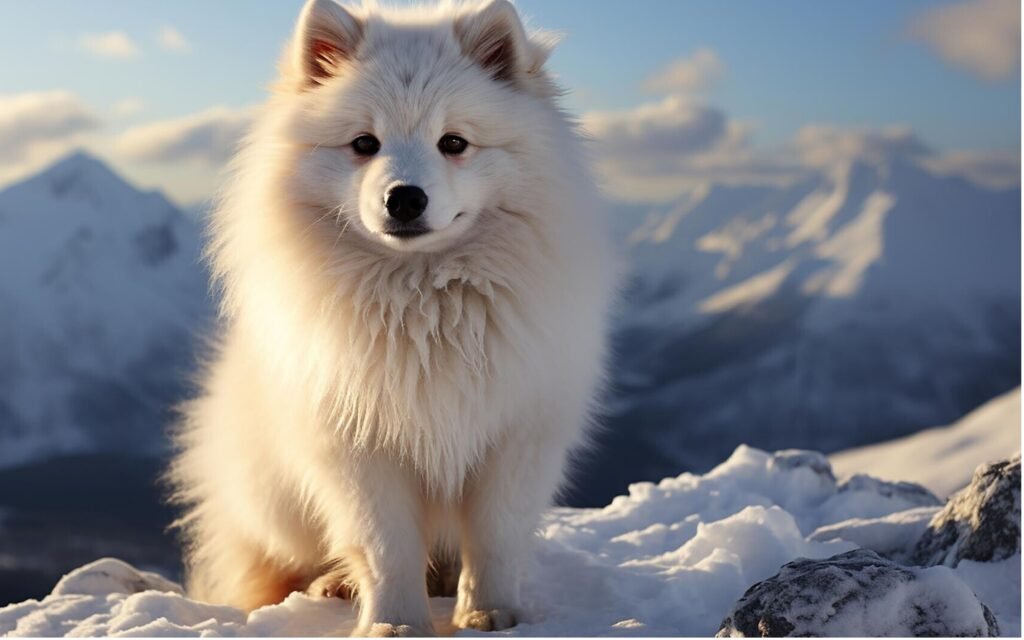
[837,474,941,508]
[768,450,836,484]
[912,455,1020,567]
[717,549,999,637]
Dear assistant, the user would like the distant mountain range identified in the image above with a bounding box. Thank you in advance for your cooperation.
[0,152,211,467]
[578,152,1020,504]
[0,150,1018,507]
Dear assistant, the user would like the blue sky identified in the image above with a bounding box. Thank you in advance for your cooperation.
[0,0,1019,203]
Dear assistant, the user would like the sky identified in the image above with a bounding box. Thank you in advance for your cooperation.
[0,0,1019,205]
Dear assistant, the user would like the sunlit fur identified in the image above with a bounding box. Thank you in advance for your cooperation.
[168,0,615,634]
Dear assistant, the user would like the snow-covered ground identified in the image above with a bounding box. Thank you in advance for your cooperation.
[2,442,1018,637]
[832,388,1021,498]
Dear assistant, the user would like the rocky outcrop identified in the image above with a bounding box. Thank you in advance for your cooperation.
[717,549,999,637]
[912,455,1021,567]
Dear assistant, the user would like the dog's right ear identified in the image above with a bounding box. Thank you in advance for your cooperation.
[456,0,533,82]
[289,0,362,86]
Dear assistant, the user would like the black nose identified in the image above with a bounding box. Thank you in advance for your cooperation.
[385,185,429,222]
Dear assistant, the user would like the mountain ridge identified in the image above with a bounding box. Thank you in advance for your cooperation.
[0,149,213,467]
[577,150,1020,504]
[0,149,1018,509]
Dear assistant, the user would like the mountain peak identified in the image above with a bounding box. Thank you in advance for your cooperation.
[37,149,126,192]
[0,149,182,219]
[49,149,107,170]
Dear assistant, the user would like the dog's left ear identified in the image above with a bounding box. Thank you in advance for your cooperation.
[456,0,550,83]
[289,0,363,86]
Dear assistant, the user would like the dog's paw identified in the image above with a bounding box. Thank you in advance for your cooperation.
[354,622,433,637]
[453,608,518,632]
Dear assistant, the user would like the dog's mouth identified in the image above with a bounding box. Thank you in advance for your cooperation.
[383,227,430,239]
[382,221,430,239]
[381,214,466,240]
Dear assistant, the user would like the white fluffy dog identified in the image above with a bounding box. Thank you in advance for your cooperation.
[169,0,614,635]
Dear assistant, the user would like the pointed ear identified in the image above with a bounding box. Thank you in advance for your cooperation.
[290,0,363,85]
[455,0,537,82]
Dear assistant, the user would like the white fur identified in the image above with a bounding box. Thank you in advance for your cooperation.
[169,0,615,635]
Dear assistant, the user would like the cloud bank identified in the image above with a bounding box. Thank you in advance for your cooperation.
[583,99,1018,203]
[908,0,1020,81]
[0,92,99,163]
[115,107,254,165]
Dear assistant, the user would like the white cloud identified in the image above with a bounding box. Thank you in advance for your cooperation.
[112,98,145,117]
[583,94,1018,203]
[922,149,1021,189]
[114,106,254,165]
[157,26,191,53]
[644,48,725,94]
[908,0,1020,81]
[78,31,139,59]
[584,95,729,157]
[0,91,100,163]
[0,91,101,187]
[582,95,799,202]
[791,125,930,168]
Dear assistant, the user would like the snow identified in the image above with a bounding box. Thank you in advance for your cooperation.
[809,507,939,561]
[698,259,795,314]
[2,446,1018,637]
[831,388,1021,497]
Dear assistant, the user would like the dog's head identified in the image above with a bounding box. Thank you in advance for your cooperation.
[274,0,559,253]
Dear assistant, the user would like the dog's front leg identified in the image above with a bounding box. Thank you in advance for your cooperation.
[322,451,433,637]
[454,430,570,631]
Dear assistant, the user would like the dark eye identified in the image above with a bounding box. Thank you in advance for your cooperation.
[351,134,380,156]
[438,134,469,156]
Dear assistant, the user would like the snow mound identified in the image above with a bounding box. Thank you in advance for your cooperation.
[1,446,1017,637]
[50,558,181,598]
[809,507,939,562]
[913,455,1021,567]
[716,549,999,637]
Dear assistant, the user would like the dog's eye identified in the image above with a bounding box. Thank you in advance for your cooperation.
[438,134,469,156]
[351,134,381,156]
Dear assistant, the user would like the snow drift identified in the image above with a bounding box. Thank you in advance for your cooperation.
[2,446,1018,637]
[832,387,1021,498]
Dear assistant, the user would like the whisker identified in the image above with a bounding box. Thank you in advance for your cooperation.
[297,199,359,240]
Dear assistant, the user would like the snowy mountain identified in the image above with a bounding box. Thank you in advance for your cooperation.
[0,149,1018,508]
[578,151,1021,504]
[0,151,212,467]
